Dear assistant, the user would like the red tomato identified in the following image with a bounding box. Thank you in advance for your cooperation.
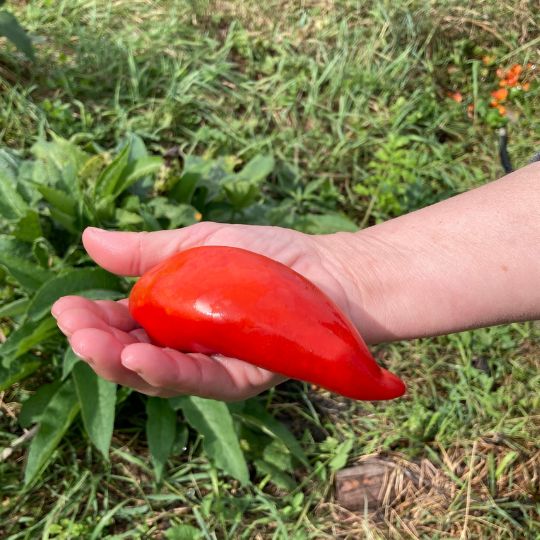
[129,246,406,401]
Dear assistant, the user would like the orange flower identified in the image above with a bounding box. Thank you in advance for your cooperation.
[490,99,498,108]
[497,105,506,116]
[509,64,522,77]
[482,55,494,65]
[467,104,474,118]
[499,79,508,87]
[522,82,530,91]
[491,88,508,101]
[506,74,519,87]
[448,91,463,103]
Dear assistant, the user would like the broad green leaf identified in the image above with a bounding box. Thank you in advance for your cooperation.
[328,438,354,472]
[222,180,259,210]
[219,155,274,210]
[19,381,62,428]
[146,198,198,228]
[14,160,39,205]
[302,213,358,234]
[172,396,249,484]
[73,362,116,459]
[236,154,274,182]
[169,172,200,204]
[62,348,79,379]
[112,156,163,198]
[125,133,148,161]
[263,438,294,471]
[146,397,176,483]
[172,424,188,454]
[26,268,123,321]
[49,207,78,234]
[232,399,308,466]
[165,524,202,540]
[115,208,143,227]
[95,143,131,198]
[0,235,50,291]
[13,210,42,242]
[31,136,88,192]
[94,194,115,222]
[254,459,296,491]
[24,379,80,485]
[0,172,27,219]
[0,317,57,360]
[0,148,20,181]
[37,185,77,217]
[0,353,41,391]
[0,10,34,60]
[32,237,54,269]
[74,289,125,301]
[0,297,29,318]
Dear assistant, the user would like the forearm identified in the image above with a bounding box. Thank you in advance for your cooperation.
[339,162,540,344]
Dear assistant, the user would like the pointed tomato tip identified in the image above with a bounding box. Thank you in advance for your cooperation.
[376,368,407,400]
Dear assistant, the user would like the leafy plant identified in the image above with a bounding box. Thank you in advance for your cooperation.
[0,132,310,487]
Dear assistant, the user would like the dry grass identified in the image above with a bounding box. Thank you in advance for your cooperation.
[327,438,539,538]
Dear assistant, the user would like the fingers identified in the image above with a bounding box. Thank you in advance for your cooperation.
[69,328,176,397]
[120,344,283,401]
[82,222,222,276]
[52,296,137,333]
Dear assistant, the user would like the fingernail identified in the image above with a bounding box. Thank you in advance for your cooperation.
[121,355,137,370]
[72,346,90,363]
[57,322,71,336]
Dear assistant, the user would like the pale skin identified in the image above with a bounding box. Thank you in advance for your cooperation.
[52,162,540,400]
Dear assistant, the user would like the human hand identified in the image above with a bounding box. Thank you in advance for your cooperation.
[52,222,363,401]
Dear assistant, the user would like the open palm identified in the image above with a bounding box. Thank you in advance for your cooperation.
[52,222,359,400]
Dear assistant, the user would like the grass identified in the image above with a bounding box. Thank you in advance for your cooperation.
[0,0,539,538]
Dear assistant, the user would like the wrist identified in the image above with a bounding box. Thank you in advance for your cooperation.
[316,231,405,344]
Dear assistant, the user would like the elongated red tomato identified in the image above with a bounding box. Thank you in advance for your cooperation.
[128,246,406,400]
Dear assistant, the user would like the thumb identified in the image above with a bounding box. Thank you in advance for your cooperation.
[82,222,223,276]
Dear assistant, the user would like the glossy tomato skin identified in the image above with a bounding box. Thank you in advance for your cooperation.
[129,246,406,400]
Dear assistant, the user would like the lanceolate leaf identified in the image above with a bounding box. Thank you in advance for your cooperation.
[19,380,62,428]
[0,353,41,392]
[37,185,77,217]
[73,362,116,459]
[13,210,42,242]
[235,154,274,183]
[24,379,80,485]
[95,143,131,198]
[0,317,57,361]
[0,235,50,291]
[0,10,34,60]
[112,156,163,199]
[0,171,28,219]
[62,348,79,379]
[31,136,88,192]
[26,268,123,321]
[146,397,177,483]
[172,396,249,484]
[232,399,308,466]
[301,212,358,234]
[0,297,29,318]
